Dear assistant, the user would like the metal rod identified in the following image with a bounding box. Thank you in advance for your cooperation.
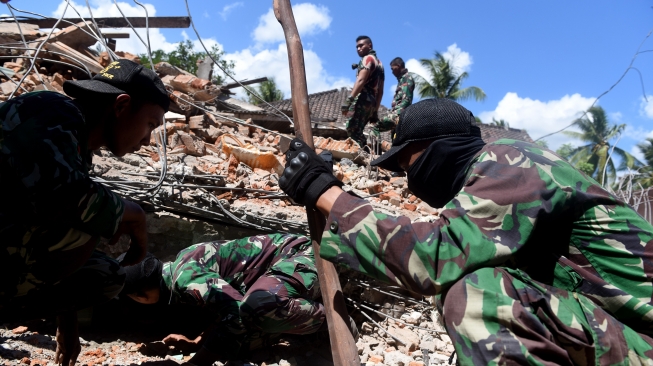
[345,297,447,335]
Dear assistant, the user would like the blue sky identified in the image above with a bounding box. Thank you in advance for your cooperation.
[12,0,653,159]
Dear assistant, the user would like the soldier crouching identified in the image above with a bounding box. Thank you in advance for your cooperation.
[119,233,326,365]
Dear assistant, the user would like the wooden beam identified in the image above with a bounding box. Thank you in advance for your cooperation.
[14,16,190,29]
[221,77,269,90]
[101,32,130,39]
[274,1,360,365]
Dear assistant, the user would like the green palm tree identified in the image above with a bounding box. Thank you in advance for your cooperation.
[248,77,284,105]
[563,106,640,186]
[491,118,509,128]
[636,138,653,187]
[411,52,486,102]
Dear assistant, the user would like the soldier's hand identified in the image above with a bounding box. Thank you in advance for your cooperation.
[341,96,354,114]
[279,138,342,209]
[163,333,200,352]
[111,199,148,266]
[55,312,81,366]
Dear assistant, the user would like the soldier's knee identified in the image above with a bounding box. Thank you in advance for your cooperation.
[240,290,278,319]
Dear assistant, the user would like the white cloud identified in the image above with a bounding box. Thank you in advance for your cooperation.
[225,44,351,99]
[404,43,473,87]
[441,43,472,73]
[52,0,178,54]
[641,96,653,119]
[252,3,331,45]
[478,92,595,149]
[219,2,243,21]
[405,58,429,81]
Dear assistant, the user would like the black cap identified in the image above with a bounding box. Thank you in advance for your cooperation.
[371,98,480,172]
[63,59,170,112]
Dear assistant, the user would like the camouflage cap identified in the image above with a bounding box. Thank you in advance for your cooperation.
[63,59,170,112]
[371,98,480,172]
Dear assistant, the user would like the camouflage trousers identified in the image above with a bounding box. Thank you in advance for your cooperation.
[0,249,125,322]
[376,110,400,133]
[203,244,326,358]
[442,267,653,365]
[345,95,376,148]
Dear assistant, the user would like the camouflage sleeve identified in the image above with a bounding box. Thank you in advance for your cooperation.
[1,93,124,238]
[169,243,246,334]
[320,143,571,295]
[401,75,415,109]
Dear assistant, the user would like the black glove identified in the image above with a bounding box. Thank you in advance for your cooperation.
[341,96,354,113]
[279,138,343,209]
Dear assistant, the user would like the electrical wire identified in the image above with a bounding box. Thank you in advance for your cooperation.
[535,25,653,142]
[182,0,295,127]
[7,1,70,99]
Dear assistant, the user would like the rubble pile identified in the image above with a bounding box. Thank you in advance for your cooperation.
[1,20,452,366]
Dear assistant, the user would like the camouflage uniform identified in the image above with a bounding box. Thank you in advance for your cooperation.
[375,70,414,133]
[0,91,125,320]
[346,50,384,147]
[161,233,325,359]
[320,139,653,365]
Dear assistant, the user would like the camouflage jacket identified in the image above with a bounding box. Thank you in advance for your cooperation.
[390,70,414,114]
[357,50,384,104]
[0,91,124,249]
[161,233,315,334]
[321,139,653,336]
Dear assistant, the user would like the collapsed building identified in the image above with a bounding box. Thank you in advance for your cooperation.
[0,16,535,366]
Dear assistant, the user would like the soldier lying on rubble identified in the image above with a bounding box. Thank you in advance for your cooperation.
[119,233,327,365]
[279,97,653,365]
[0,59,169,366]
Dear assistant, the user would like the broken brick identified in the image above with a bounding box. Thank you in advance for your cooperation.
[12,326,28,334]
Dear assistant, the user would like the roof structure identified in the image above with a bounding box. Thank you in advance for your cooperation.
[478,123,534,143]
[265,87,350,126]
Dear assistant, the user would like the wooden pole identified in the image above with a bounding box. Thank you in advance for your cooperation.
[273,1,360,365]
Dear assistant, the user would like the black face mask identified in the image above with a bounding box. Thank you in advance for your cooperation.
[407,136,485,208]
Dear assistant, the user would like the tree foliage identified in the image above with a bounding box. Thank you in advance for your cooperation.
[140,40,235,85]
[562,106,641,186]
[411,52,486,102]
[247,78,284,105]
[491,118,509,128]
[635,138,653,187]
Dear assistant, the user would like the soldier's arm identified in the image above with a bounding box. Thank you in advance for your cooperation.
[3,96,124,238]
[400,77,415,109]
[350,67,370,99]
[317,145,567,295]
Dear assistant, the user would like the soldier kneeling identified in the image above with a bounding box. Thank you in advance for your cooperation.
[119,233,326,365]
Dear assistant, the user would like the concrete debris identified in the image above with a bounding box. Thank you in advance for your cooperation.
[0,19,452,366]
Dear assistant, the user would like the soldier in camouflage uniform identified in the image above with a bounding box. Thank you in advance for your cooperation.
[0,59,169,366]
[342,35,385,148]
[279,98,653,365]
[120,233,325,364]
[371,57,414,137]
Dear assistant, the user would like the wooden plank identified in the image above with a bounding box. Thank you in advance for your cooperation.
[0,22,44,40]
[101,32,130,39]
[15,17,190,29]
[44,41,103,74]
[36,22,99,51]
[221,76,269,90]
[274,1,360,366]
